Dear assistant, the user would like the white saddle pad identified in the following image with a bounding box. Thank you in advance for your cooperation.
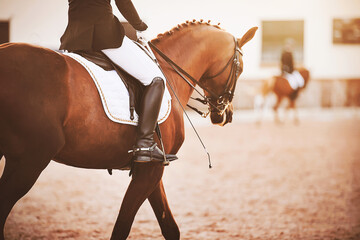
[64,52,171,126]
[284,70,305,90]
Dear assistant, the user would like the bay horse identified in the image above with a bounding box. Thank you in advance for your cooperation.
[0,21,257,240]
[254,68,310,124]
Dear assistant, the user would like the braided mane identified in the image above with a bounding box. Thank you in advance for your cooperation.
[152,19,223,43]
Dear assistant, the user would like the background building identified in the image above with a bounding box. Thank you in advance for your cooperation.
[1,0,359,108]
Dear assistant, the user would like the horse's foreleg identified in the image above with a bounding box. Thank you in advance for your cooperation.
[273,95,283,124]
[288,100,299,124]
[148,180,179,240]
[254,94,265,125]
[111,163,164,240]
[0,155,50,240]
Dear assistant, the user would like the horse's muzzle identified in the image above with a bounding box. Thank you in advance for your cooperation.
[210,103,233,126]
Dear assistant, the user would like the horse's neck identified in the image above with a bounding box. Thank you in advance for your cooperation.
[153,29,217,105]
[299,68,310,87]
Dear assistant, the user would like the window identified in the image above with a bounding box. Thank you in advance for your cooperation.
[333,18,360,44]
[261,20,304,65]
[0,21,9,44]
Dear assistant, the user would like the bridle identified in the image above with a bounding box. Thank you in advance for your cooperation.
[148,36,243,118]
[201,36,243,117]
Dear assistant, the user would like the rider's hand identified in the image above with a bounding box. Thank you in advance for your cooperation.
[133,21,148,32]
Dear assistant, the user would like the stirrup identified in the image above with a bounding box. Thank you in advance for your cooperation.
[128,143,173,163]
[128,143,157,155]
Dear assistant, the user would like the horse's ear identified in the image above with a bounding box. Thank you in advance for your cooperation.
[237,27,258,48]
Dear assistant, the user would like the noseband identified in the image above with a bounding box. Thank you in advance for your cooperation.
[149,36,243,117]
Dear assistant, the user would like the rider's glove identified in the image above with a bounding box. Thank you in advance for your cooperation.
[133,21,148,32]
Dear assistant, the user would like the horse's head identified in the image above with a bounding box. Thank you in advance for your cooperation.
[202,27,258,126]
[150,22,257,126]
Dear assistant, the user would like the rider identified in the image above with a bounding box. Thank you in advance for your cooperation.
[60,0,177,163]
[280,38,294,75]
[280,38,304,90]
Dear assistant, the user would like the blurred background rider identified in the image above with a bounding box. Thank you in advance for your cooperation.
[281,38,295,75]
[280,38,304,90]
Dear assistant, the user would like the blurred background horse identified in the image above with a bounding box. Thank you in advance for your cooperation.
[254,68,310,124]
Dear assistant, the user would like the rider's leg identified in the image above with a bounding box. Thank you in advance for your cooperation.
[133,77,176,162]
[102,37,176,162]
[102,36,162,85]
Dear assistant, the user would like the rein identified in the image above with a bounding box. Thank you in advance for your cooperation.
[148,37,242,117]
[147,36,242,168]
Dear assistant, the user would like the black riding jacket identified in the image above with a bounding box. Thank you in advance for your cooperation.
[60,0,146,51]
[281,50,294,74]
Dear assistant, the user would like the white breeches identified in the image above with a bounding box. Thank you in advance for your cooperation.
[284,70,305,90]
[102,36,165,86]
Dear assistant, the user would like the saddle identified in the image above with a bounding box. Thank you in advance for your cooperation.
[71,50,158,174]
[73,50,145,120]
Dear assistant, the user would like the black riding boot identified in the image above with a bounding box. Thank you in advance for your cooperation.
[130,77,177,163]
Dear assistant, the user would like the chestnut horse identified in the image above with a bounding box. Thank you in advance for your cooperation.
[254,68,310,124]
[0,21,257,240]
